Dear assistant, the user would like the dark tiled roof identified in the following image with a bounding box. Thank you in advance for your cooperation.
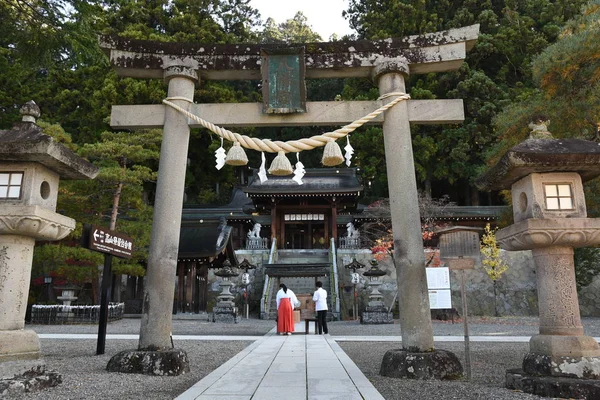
[244,168,363,196]
[182,187,254,221]
[178,218,236,264]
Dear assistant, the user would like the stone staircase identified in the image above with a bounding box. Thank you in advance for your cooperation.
[263,249,336,320]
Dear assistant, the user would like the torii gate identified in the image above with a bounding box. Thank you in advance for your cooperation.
[101,25,479,376]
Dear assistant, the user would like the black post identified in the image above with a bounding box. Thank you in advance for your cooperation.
[97,254,113,355]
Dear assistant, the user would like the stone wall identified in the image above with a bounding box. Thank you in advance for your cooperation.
[450,250,538,317]
[336,248,540,318]
[579,274,600,317]
[232,247,600,318]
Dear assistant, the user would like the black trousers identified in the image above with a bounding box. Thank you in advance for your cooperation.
[316,310,328,334]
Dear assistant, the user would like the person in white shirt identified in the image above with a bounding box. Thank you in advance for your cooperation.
[276,284,299,335]
[312,281,328,334]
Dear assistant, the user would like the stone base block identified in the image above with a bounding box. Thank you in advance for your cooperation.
[212,306,239,323]
[0,330,41,363]
[380,349,463,380]
[507,368,600,399]
[523,352,600,379]
[106,349,190,376]
[530,334,600,357]
[0,364,61,397]
[1,359,45,380]
[360,310,393,324]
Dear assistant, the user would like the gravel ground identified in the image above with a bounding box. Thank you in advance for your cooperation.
[5,316,600,399]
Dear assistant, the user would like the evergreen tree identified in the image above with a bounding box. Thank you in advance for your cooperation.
[343,0,587,204]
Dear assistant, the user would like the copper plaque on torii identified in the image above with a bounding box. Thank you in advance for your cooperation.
[261,47,306,114]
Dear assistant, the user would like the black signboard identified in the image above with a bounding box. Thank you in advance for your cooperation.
[84,225,133,259]
[81,224,134,354]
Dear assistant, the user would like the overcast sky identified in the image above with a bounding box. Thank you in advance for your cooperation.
[249,0,354,41]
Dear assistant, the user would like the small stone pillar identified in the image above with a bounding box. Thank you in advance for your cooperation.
[0,102,98,388]
[360,260,393,324]
[212,260,240,323]
[56,284,79,322]
[476,133,600,398]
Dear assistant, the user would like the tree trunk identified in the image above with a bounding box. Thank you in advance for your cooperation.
[492,280,499,317]
[109,174,124,302]
[424,179,432,198]
[470,187,480,206]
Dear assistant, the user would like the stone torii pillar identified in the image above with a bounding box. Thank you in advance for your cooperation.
[107,66,197,375]
[377,62,434,349]
[100,25,479,378]
[139,66,197,351]
[376,62,462,379]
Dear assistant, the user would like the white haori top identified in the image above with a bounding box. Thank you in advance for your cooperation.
[276,288,299,309]
[313,287,328,311]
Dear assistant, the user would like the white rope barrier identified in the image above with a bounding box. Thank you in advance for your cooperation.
[162,93,410,154]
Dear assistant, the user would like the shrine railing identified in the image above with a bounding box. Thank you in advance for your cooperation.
[260,239,277,318]
[30,303,124,324]
[330,238,341,319]
[246,237,269,250]
[338,236,361,249]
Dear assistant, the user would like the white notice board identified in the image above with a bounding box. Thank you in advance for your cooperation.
[428,289,452,309]
[426,267,452,309]
[426,267,450,289]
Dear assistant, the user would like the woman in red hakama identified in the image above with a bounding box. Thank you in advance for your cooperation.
[276,284,298,335]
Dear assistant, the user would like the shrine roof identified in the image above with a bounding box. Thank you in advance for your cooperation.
[475,138,600,190]
[178,217,237,265]
[244,168,363,196]
[182,187,255,221]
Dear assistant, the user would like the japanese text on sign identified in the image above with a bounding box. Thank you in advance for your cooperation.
[88,225,133,259]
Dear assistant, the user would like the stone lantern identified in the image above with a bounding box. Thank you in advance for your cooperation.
[237,258,256,319]
[0,102,98,384]
[360,259,393,324]
[212,259,240,323]
[476,133,600,398]
[343,258,365,321]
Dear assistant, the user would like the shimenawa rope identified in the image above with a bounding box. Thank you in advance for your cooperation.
[162,92,410,154]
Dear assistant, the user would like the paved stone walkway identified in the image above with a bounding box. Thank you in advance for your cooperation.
[175,322,384,400]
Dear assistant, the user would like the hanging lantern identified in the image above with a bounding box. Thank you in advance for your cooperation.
[225,141,248,166]
[321,138,344,166]
[268,151,293,176]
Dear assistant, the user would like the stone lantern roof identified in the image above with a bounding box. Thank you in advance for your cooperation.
[0,101,98,180]
[475,138,600,191]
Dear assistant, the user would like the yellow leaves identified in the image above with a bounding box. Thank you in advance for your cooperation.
[480,223,509,282]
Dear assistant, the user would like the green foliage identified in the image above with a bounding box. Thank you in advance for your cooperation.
[0,0,105,67]
[531,0,600,137]
[32,244,103,285]
[574,247,600,291]
[491,0,600,152]
[344,0,587,203]
[480,223,509,281]
[259,12,322,43]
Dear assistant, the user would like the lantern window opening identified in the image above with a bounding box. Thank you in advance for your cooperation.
[543,183,574,211]
[0,171,24,199]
